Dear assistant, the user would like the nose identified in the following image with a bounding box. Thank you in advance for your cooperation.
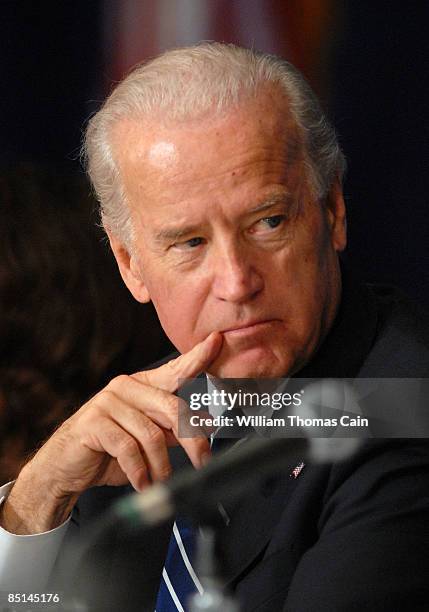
[211,242,264,303]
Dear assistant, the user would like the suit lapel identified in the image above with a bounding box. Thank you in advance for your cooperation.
[216,462,301,587]
[189,435,302,588]
[164,439,303,588]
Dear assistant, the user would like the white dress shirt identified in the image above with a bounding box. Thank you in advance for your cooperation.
[0,482,70,590]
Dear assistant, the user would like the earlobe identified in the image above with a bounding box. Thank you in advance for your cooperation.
[106,231,151,303]
[326,179,347,252]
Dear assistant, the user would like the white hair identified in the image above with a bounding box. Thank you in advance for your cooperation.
[83,42,346,249]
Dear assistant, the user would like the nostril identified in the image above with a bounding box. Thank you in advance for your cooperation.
[213,269,263,303]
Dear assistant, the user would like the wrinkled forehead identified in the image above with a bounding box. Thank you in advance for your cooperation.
[111,85,304,170]
[109,87,308,235]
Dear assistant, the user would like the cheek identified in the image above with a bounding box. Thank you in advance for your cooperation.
[295,210,335,274]
[147,280,203,352]
[271,223,334,316]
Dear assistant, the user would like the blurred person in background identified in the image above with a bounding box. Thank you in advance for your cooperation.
[0,163,172,482]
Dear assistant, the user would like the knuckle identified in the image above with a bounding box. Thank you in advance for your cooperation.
[177,397,189,412]
[107,374,130,391]
[70,406,97,431]
[143,423,165,447]
[165,358,179,376]
[117,435,139,457]
[165,394,180,415]
[95,389,117,408]
[174,398,189,424]
[80,396,111,423]
[128,463,148,482]
[133,370,149,385]
[157,464,172,481]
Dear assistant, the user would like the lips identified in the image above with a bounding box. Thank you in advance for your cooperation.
[221,320,276,335]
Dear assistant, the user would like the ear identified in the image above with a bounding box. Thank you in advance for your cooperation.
[325,178,347,252]
[107,231,151,303]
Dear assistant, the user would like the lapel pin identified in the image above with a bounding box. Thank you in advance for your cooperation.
[290,462,305,479]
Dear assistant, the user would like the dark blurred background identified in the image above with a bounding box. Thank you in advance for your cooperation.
[1,0,428,306]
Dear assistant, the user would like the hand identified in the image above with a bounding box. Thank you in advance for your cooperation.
[0,332,223,534]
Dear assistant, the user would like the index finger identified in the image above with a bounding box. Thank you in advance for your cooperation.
[133,331,223,393]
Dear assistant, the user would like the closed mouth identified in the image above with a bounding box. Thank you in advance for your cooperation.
[222,320,275,334]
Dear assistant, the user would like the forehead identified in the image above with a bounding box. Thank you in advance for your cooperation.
[111,87,306,226]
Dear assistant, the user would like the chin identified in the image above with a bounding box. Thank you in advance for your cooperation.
[207,346,293,379]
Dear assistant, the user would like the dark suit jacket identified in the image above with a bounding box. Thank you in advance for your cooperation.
[58,273,429,611]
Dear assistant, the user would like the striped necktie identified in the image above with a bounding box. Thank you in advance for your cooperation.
[155,516,203,612]
[155,434,233,611]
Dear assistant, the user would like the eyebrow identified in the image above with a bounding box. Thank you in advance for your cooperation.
[247,193,293,214]
[153,192,293,244]
[154,224,201,244]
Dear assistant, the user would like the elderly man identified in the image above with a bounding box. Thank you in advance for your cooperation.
[1,43,429,611]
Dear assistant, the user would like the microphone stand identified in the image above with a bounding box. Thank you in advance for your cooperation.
[62,436,359,611]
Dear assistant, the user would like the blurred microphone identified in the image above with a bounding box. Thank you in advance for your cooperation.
[114,435,360,528]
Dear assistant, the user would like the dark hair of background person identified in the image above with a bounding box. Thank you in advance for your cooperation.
[0,163,174,483]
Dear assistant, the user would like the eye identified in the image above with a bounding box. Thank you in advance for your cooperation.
[250,214,287,235]
[186,237,203,247]
[173,236,205,251]
[262,215,285,229]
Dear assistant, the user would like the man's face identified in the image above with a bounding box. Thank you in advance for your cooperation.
[111,88,346,378]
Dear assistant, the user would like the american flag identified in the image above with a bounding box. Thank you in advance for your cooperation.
[290,461,305,479]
